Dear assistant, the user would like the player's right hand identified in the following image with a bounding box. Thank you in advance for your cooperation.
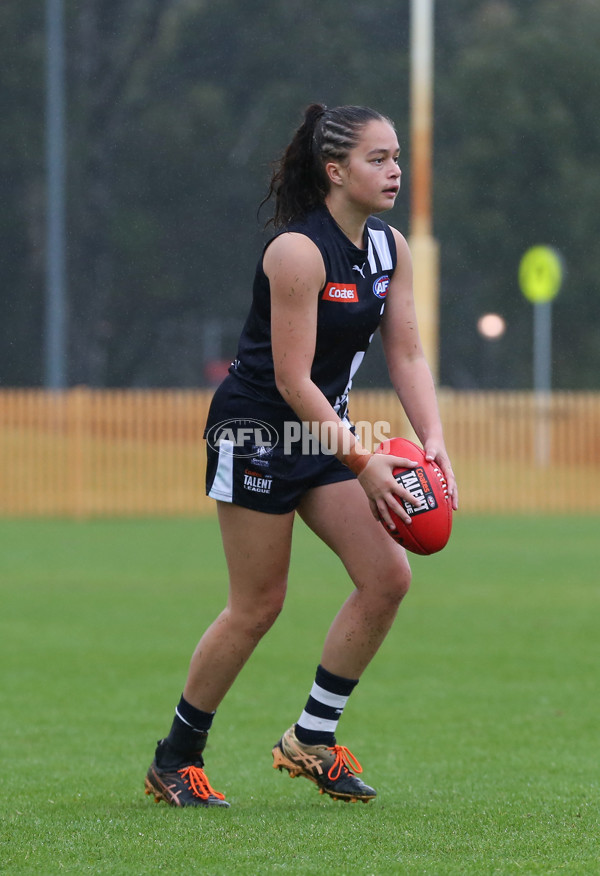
[358,453,421,530]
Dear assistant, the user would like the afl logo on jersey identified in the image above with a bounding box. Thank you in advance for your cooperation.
[322,283,359,303]
[373,275,390,299]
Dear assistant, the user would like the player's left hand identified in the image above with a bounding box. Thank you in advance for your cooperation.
[423,442,459,511]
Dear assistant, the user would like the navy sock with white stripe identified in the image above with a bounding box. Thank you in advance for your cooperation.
[175,694,215,732]
[294,664,358,746]
[164,694,215,759]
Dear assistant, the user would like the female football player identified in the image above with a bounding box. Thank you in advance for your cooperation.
[145,104,458,807]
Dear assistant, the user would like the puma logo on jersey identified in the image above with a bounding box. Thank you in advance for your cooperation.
[352,263,366,278]
[322,283,359,302]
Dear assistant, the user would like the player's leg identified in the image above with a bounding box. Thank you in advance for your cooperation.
[298,477,411,678]
[146,502,295,807]
[183,501,295,710]
[272,477,410,802]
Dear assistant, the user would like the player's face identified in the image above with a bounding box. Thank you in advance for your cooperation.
[338,120,401,214]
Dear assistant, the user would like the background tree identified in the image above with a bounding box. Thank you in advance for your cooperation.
[436,0,600,388]
[1,0,598,389]
[1,2,46,384]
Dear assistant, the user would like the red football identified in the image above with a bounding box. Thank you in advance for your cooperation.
[375,437,452,555]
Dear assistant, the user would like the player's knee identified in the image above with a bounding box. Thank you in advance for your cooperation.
[255,592,286,634]
[383,556,412,604]
[397,564,412,600]
[358,568,410,616]
[235,581,287,638]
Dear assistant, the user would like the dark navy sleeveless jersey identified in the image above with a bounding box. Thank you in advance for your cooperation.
[229,205,397,417]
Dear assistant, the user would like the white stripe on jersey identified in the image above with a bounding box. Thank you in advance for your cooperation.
[367,238,378,274]
[367,228,394,273]
[333,350,365,416]
[208,439,234,502]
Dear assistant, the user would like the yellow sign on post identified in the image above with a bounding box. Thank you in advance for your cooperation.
[518,246,564,468]
[518,246,563,303]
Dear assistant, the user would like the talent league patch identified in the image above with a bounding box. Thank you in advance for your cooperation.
[322,283,359,302]
[372,275,390,299]
[243,468,273,494]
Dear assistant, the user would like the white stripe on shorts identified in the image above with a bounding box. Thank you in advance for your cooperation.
[208,439,234,502]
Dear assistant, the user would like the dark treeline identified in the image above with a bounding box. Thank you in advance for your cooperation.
[2,0,599,389]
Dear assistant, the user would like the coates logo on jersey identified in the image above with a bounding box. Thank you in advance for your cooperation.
[322,283,359,303]
[372,275,390,299]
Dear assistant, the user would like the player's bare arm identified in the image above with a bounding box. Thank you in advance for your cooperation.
[381,228,458,509]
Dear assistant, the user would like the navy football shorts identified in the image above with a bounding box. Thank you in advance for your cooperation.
[204,376,356,514]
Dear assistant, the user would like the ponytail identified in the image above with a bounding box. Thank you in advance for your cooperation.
[261,103,328,228]
[261,103,393,228]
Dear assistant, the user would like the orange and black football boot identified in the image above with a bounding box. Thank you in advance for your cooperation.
[272,725,376,803]
[145,734,229,808]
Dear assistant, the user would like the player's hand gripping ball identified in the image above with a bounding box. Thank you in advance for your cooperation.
[375,437,453,555]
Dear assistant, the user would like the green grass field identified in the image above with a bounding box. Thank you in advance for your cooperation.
[1,515,598,875]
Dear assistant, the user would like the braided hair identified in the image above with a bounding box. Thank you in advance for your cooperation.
[262,104,394,228]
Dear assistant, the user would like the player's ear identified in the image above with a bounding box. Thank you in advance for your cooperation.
[324,161,344,187]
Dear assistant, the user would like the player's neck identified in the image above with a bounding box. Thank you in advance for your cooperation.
[325,197,367,249]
